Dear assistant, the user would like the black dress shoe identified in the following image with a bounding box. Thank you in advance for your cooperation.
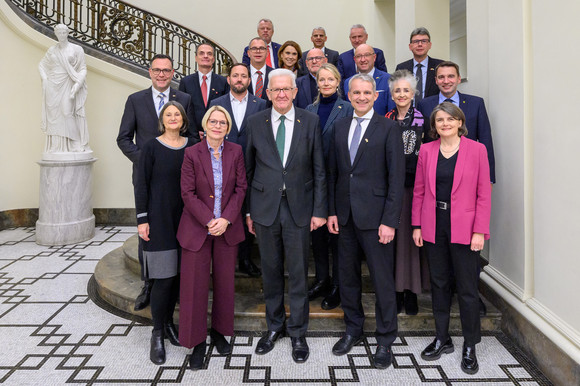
[421,337,454,361]
[210,328,231,355]
[164,321,181,346]
[404,290,418,315]
[291,336,309,363]
[321,286,341,310]
[373,345,392,369]
[134,280,153,311]
[255,330,285,355]
[308,278,331,300]
[150,329,166,365]
[332,334,363,356]
[461,344,479,374]
[239,258,261,277]
[189,341,206,370]
[479,297,487,316]
[396,292,404,314]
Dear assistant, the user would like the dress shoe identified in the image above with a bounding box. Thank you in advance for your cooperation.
[321,286,341,310]
[404,290,418,315]
[291,336,309,363]
[189,341,206,370]
[164,321,181,346]
[308,277,331,300]
[396,292,404,314]
[479,297,487,316]
[149,329,166,365]
[373,345,393,369]
[461,344,479,374]
[238,258,261,277]
[134,280,153,311]
[255,329,285,355]
[332,334,363,356]
[421,337,454,361]
[210,328,231,355]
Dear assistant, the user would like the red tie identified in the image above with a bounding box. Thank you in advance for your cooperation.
[265,44,272,67]
[201,75,208,107]
[255,71,263,98]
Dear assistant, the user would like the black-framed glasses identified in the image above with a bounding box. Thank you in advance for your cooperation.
[150,68,173,75]
[411,39,430,45]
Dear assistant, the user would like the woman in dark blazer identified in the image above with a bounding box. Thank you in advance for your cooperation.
[305,63,353,310]
[412,102,491,375]
[177,105,247,370]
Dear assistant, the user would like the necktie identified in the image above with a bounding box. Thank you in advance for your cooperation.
[444,98,454,104]
[255,71,263,98]
[350,117,364,164]
[276,115,286,163]
[415,63,423,102]
[266,44,273,67]
[158,93,165,113]
[201,75,208,107]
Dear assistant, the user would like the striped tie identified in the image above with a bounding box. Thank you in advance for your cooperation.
[349,118,364,164]
[255,71,263,98]
[158,93,165,113]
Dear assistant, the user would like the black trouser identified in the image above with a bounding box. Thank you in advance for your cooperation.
[311,226,338,284]
[424,208,481,346]
[150,276,178,330]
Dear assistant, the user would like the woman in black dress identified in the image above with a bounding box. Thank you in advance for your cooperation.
[135,101,195,365]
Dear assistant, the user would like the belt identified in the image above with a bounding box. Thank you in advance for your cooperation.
[436,201,450,210]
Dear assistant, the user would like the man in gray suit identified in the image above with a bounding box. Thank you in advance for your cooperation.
[245,69,327,363]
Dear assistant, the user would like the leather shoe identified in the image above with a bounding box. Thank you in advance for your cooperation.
[189,341,206,370]
[479,297,487,316]
[373,345,392,369]
[291,336,309,363]
[421,337,454,361]
[134,280,152,311]
[210,328,231,355]
[321,286,340,310]
[461,344,479,374]
[164,321,181,346]
[255,329,285,355]
[239,258,261,277]
[332,334,363,356]
[149,329,166,365]
[308,277,331,300]
[404,290,418,315]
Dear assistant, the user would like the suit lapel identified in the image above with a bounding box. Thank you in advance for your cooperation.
[208,74,221,103]
[143,88,158,122]
[428,139,440,197]
[221,96,238,133]
[284,110,304,167]
[351,113,379,167]
[323,100,343,134]
[198,141,215,193]
[221,142,233,193]
[240,95,260,135]
[262,111,281,165]
[425,57,437,95]
[191,73,205,107]
[451,136,467,194]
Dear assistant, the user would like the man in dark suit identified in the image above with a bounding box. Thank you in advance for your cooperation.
[417,61,496,183]
[337,24,388,90]
[209,63,267,277]
[245,69,327,363]
[247,37,273,102]
[295,48,327,109]
[327,73,404,369]
[179,43,229,139]
[117,54,199,312]
[396,27,444,102]
[242,19,281,69]
[297,27,339,76]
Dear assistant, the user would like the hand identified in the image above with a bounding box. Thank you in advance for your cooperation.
[246,215,255,235]
[208,217,228,236]
[471,232,484,252]
[138,223,150,241]
[378,225,395,244]
[327,216,339,234]
[412,228,423,247]
[310,216,327,231]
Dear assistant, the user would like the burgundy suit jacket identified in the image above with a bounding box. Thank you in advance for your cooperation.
[412,136,491,245]
[177,140,247,251]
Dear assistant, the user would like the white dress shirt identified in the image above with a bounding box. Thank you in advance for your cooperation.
[348,109,374,148]
[198,70,213,100]
[230,91,248,131]
[271,106,295,166]
[151,86,170,116]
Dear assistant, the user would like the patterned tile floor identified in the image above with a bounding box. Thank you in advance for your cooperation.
[0,226,552,385]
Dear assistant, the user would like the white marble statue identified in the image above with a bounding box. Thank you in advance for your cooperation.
[39,24,91,155]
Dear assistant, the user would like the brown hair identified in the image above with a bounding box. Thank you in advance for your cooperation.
[158,101,189,134]
[278,40,303,72]
[429,102,468,139]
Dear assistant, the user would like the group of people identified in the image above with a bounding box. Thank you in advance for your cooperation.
[116,20,494,376]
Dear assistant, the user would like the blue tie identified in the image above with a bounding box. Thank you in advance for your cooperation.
[158,93,166,112]
[349,117,364,164]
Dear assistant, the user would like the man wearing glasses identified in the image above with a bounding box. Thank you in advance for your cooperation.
[245,69,327,363]
[247,37,273,102]
[242,19,281,69]
[295,48,328,109]
[117,54,198,312]
[395,27,443,101]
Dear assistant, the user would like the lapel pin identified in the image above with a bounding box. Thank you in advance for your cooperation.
[252,100,257,103]
[297,119,301,123]
[365,138,368,142]
[210,195,214,198]
[338,106,342,109]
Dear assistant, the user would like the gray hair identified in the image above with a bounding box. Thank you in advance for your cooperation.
[268,68,297,88]
[257,19,273,28]
[388,69,417,96]
[248,36,267,48]
[410,27,431,42]
[312,27,326,34]
[350,24,367,33]
[348,73,376,93]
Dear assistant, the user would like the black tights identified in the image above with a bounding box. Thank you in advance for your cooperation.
[150,276,178,331]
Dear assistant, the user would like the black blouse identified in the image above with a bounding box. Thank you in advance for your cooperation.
[436,150,458,202]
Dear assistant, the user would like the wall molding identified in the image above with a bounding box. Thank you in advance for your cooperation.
[526,297,580,349]
[0,209,135,231]
[483,264,525,300]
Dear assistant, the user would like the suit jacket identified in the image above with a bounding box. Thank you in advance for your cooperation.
[177,140,247,252]
[294,74,316,109]
[248,66,274,102]
[417,92,496,183]
[242,42,281,68]
[245,108,327,227]
[297,47,340,76]
[411,136,491,245]
[328,112,405,230]
[209,92,267,154]
[117,87,198,184]
[337,47,388,90]
[343,69,395,115]
[395,56,444,98]
[178,72,229,131]
[305,97,354,159]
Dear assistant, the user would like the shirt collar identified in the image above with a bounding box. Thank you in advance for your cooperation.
[230,91,249,103]
[206,140,224,153]
[151,86,170,100]
[438,91,460,105]
[272,106,295,122]
[199,70,213,79]
[250,64,267,75]
[413,57,428,67]
[353,108,374,120]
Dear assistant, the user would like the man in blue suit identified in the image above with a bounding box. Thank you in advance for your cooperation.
[343,44,395,116]
[417,61,496,183]
[295,48,327,109]
[337,24,388,90]
[242,19,281,69]
[247,38,273,103]
[209,63,267,278]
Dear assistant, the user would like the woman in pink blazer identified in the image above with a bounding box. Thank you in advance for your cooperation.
[412,102,491,375]
[177,106,247,370]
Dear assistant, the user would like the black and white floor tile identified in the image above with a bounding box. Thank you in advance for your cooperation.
[0,226,552,385]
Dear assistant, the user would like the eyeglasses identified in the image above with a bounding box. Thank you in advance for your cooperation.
[354,53,375,60]
[411,39,430,45]
[306,56,325,62]
[208,119,228,127]
[249,47,268,52]
[150,68,173,76]
[269,87,294,94]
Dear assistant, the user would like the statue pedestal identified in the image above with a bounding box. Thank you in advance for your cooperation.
[36,158,97,246]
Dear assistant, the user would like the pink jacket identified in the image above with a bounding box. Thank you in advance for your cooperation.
[412,136,491,245]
